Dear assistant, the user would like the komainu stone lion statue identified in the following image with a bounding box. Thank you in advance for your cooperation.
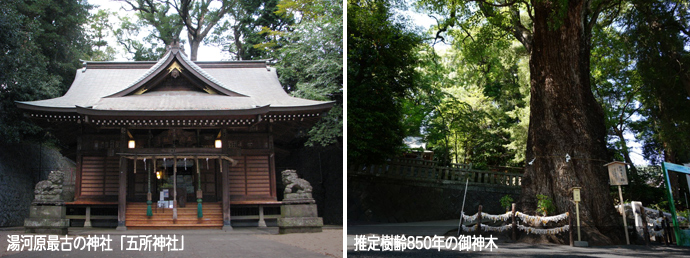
[34,171,64,202]
[282,170,312,194]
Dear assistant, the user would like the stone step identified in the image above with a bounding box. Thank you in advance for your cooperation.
[126,225,222,230]
[126,214,223,220]
[125,218,223,225]
[126,210,222,215]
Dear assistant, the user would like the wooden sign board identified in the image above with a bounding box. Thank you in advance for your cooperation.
[573,188,581,202]
[605,161,628,186]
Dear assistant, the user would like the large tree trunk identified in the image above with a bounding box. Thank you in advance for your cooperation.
[520,0,623,245]
[188,32,201,61]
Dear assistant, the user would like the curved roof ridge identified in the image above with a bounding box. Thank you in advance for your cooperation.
[178,51,234,92]
[123,51,171,91]
[104,47,248,97]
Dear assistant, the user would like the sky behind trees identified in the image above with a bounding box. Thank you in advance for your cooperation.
[89,0,227,61]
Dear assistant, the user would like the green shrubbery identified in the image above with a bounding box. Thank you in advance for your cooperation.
[536,194,555,216]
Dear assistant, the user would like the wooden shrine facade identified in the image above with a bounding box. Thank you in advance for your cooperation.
[17,43,333,230]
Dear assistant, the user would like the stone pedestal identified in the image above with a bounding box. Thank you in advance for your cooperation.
[278,196,323,234]
[25,171,68,234]
[24,203,69,235]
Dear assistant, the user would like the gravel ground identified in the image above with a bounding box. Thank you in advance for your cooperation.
[256,228,343,258]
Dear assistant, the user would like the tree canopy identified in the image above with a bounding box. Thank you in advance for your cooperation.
[347,0,424,165]
[277,0,343,147]
[0,0,92,143]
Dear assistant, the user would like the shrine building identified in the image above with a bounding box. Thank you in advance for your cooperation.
[16,44,333,230]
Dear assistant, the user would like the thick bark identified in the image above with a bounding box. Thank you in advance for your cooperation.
[232,26,245,60]
[520,0,622,245]
[188,35,201,61]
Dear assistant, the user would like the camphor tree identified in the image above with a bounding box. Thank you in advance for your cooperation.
[121,0,234,61]
[419,0,625,244]
[119,0,184,60]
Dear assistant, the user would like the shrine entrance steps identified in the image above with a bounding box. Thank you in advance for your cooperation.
[125,202,223,230]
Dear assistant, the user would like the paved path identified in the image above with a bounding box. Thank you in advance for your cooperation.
[347,243,690,257]
[1,227,340,257]
[347,220,690,257]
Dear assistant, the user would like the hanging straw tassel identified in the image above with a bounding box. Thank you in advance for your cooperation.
[480,223,513,232]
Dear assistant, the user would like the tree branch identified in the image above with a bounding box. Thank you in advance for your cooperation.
[471,0,519,8]
[587,0,621,32]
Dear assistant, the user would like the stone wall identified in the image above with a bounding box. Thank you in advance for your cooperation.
[275,144,343,225]
[348,174,520,223]
[0,143,75,227]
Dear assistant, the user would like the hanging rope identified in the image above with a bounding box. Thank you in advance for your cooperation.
[460,210,569,236]
[481,212,511,222]
[480,223,513,232]
[515,211,569,226]
[461,212,479,222]
[461,224,478,232]
[517,223,570,235]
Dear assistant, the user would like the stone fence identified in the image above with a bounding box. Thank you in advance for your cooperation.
[350,158,523,188]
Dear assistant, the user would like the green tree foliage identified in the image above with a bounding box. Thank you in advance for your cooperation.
[0,0,92,143]
[170,0,235,61]
[420,23,530,168]
[114,16,166,61]
[84,9,117,61]
[238,0,294,60]
[536,194,555,216]
[15,0,93,93]
[206,0,294,60]
[619,0,690,201]
[121,0,234,61]
[588,14,665,205]
[623,0,690,166]
[347,0,423,165]
[276,0,342,146]
[500,194,513,211]
[119,0,184,61]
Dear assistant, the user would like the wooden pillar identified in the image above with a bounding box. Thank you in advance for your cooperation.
[510,203,512,242]
[75,134,82,198]
[173,156,178,220]
[116,128,127,230]
[221,129,232,230]
[147,157,153,217]
[477,205,482,235]
[84,206,92,228]
[268,134,276,198]
[569,204,574,246]
[196,156,203,218]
